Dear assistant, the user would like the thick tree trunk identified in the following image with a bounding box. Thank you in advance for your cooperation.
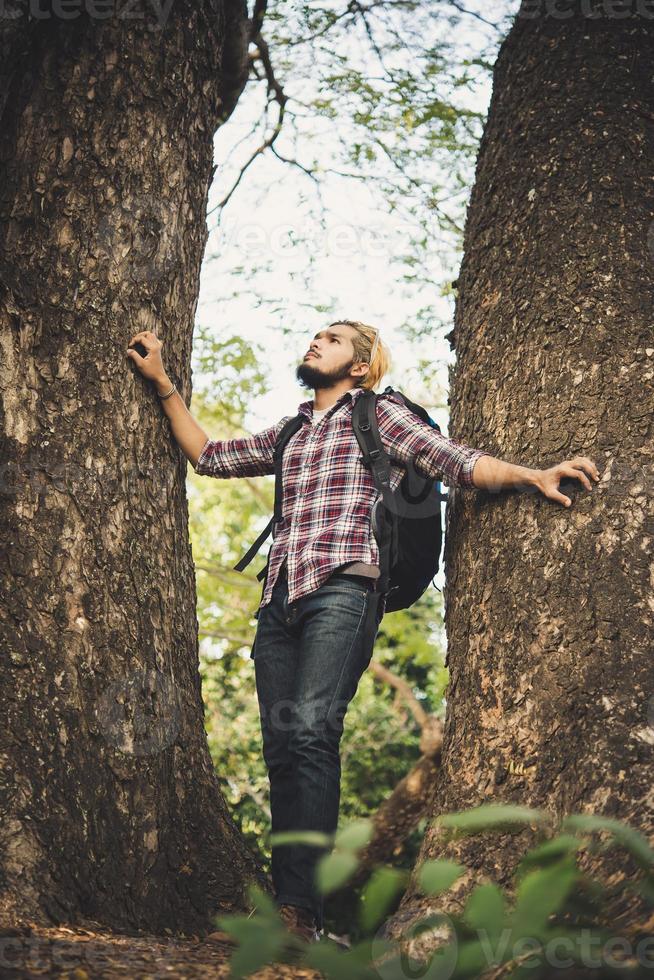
[389,0,654,950]
[0,3,268,936]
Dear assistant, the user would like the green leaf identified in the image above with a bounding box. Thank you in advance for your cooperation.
[417,859,466,895]
[244,882,278,919]
[510,857,579,941]
[438,804,548,834]
[517,834,582,870]
[463,883,506,940]
[304,943,353,978]
[229,927,285,980]
[316,849,360,895]
[562,814,654,870]
[213,913,256,942]
[347,935,398,964]
[270,829,332,848]
[455,938,496,976]
[214,914,287,979]
[307,937,396,979]
[334,818,374,853]
[358,866,408,932]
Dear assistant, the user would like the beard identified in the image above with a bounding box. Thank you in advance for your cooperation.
[295,356,356,390]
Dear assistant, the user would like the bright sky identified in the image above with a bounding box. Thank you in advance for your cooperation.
[192,3,513,591]
[194,3,510,431]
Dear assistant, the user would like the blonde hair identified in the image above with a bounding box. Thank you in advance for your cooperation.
[327,319,391,391]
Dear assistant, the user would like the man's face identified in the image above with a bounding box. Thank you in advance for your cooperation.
[295,324,365,390]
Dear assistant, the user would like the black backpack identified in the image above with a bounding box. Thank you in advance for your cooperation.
[234,385,448,614]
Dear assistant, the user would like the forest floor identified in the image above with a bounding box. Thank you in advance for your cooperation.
[0,919,327,979]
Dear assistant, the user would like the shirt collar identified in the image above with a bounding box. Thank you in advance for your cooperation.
[298,386,368,422]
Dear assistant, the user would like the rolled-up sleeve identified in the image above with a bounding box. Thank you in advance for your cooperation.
[194,415,294,478]
[376,394,490,488]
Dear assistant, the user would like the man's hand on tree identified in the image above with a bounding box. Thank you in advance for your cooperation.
[533,457,600,508]
[126,330,167,386]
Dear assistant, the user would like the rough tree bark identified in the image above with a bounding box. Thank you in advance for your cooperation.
[388,0,654,952]
[0,1,269,936]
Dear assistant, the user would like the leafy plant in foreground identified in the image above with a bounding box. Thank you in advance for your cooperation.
[212,804,654,979]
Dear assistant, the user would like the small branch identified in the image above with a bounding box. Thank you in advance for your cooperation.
[269,146,320,183]
[283,2,359,48]
[249,0,267,41]
[194,563,257,587]
[372,134,464,234]
[354,1,401,86]
[207,29,288,219]
[445,0,501,29]
[370,661,429,728]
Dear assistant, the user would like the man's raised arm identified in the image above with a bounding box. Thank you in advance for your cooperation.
[375,393,492,489]
[157,370,292,477]
[376,393,600,507]
[125,330,292,476]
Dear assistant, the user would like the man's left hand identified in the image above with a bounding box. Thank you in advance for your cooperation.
[533,457,600,507]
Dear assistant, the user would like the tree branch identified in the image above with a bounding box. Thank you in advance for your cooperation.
[207,28,288,219]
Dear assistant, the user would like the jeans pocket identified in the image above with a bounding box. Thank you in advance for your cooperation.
[320,590,370,617]
[320,575,373,598]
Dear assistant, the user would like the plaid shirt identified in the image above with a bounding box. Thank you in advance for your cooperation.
[194,386,489,617]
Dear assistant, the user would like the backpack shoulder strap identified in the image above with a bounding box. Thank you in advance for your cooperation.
[378,386,448,502]
[233,414,305,574]
[351,389,399,594]
[271,414,305,524]
[351,389,395,508]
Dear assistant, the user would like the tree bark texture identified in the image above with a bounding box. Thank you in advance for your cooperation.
[0,2,268,936]
[392,0,654,946]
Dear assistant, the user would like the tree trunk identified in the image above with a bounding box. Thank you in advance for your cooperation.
[390,0,654,948]
[0,2,268,936]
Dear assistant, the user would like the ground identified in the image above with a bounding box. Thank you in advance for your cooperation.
[0,919,326,979]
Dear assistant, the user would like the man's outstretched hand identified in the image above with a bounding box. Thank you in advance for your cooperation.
[532,457,600,508]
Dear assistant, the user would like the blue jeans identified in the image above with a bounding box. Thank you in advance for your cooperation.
[250,564,383,931]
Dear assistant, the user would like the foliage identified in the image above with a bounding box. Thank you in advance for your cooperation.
[213,805,654,979]
[207,0,518,349]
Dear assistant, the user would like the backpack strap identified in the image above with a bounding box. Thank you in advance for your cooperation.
[352,389,395,510]
[351,390,399,595]
[233,414,305,575]
[380,385,449,503]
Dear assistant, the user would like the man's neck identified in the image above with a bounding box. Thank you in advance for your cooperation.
[313,383,360,411]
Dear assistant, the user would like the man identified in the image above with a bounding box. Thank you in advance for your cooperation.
[126,321,600,942]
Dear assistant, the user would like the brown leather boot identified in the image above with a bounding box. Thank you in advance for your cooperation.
[277,903,321,944]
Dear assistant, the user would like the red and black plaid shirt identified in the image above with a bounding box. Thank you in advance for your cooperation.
[194,386,489,617]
